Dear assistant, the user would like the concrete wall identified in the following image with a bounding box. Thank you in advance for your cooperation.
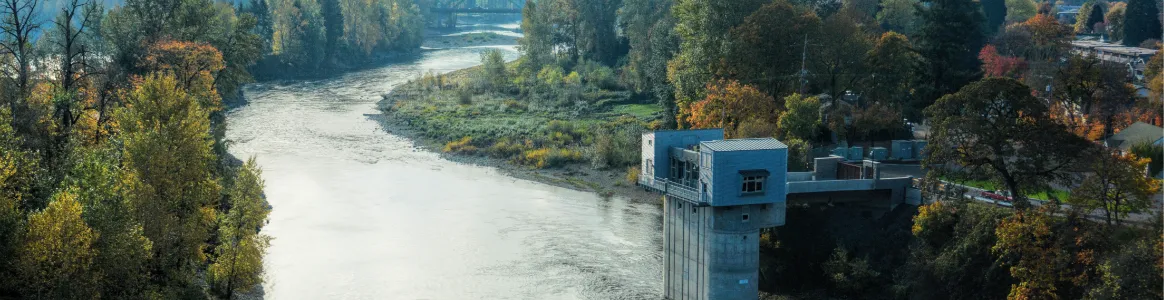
[814,156,843,180]
[702,147,788,207]
[664,196,712,300]
[666,198,775,300]
[788,172,814,182]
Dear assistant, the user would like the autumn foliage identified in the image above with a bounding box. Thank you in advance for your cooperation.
[680,79,781,138]
[979,44,1028,78]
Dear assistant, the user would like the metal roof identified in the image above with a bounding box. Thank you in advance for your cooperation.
[701,138,787,152]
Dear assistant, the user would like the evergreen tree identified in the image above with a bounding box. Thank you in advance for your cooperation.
[981,0,1008,35]
[1086,2,1105,32]
[913,0,986,120]
[1122,0,1162,46]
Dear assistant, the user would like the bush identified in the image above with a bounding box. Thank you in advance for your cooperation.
[626,167,641,184]
[487,138,526,158]
[518,147,583,168]
[1130,140,1163,176]
[586,66,617,90]
[457,88,473,105]
[443,136,477,154]
[589,119,645,169]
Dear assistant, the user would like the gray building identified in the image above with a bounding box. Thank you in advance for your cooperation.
[642,129,787,300]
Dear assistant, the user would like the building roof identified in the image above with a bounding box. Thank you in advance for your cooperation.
[1106,122,1164,151]
[701,138,787,152]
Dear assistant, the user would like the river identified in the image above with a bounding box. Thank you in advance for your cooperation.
[225,26,664,299]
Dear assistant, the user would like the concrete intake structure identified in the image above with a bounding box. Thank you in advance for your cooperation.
[640,129,918,300]
[641,129,787,300]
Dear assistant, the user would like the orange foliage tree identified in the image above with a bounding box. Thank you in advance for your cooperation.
[141,41,226,112]
[979,44,1028,79]
[679,79,781,138]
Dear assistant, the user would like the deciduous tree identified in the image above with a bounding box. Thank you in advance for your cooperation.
[777,93,822,142]
[681,79,780,137]
[864,32,920,113]
[209,158,271,298]
[1069,150,1161,225]
[924,78,1089,208]
[116,73,221,289]
[17,189,99,299]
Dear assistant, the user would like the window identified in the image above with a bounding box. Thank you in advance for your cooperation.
[741,176,766,194]
[677,202,683,209]
[648,140,653,146]
[645,159,653,176]
[742,213,750,222]
[692,207,697,214]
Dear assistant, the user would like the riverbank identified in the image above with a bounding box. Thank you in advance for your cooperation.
[375,64,666,203]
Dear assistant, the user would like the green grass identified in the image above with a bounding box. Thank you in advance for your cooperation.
[939,175,1069,201]
[609,104,662,120]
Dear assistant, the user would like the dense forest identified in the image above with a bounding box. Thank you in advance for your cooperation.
[0,0,429,298]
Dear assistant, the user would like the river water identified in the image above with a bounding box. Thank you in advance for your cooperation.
[225,27,663,299]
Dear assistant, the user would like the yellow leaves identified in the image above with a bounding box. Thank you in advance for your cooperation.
[681,79,780,137]
[143,40,226,112]
[18,189,98,297]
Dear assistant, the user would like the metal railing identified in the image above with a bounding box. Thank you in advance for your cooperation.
[639,177,706,205]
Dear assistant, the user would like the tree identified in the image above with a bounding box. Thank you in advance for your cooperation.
[993,205,1106,299]
[66,147,154,298]
[17,189,99,299]
[978,44,1028,78]
[48,0,103,134]
[0,0,43,109]
[778,93,822,142]
[1069,150,1161,225]
[1122,0,1161,46]
[1005,0,1037,23]
[723,0,821,97]
[668,0,769,105]
[320,0,341,65]
[914,0,986,120]
[907,201,1015,299]
[517,0,553,75]
[1052,55,1134,138]
[0,107,37,294]
[981,0,1007,35]
[620,0,679,127]
[924,78,1089,208]
[116,73,222,289]
[680,79,780,137]
[1105,2,1126,41]
[852,102,901,148]
[1086,2,1106,33]
[876,0,920,36]
[864,32,920,112]
[812,8,872,99]
[1075,1,1100,33]
[208,158,271,298]
[142,40,227,112]
[480,49,509,92]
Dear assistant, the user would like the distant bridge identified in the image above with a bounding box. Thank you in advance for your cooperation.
[431,0,525,28]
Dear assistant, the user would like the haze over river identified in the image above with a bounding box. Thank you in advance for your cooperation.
[225,24,663,299]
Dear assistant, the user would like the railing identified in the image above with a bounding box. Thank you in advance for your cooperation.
[639,177,705,205]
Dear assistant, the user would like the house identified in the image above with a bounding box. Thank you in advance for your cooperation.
[1105,122,1164,152]
[1070,40,1159,83]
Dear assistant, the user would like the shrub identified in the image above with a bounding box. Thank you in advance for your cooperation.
[537,65,565,87]
[518,147,583,168]
[501,99,526,112]
[1130,140,1163,176]
[457,88,473,105]
[586,66,617,90]
[589,119,645,169]
[626,167,641,184]
[487,138,526,158]
[443,136,477,154]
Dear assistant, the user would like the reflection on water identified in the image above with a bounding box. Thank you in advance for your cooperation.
[226,26,663,300]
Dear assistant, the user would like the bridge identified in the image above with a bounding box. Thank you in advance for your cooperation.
[430,0,525,28]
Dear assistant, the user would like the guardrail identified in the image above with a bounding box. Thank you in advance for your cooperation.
[639,177,706,205]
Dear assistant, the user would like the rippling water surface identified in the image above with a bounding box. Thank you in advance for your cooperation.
[225,25,663,300]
